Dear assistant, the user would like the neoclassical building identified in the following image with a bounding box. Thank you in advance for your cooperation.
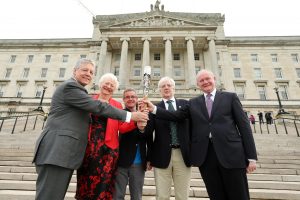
[0,1,300,116]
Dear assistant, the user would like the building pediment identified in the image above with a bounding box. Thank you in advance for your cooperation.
[94,12,224,30]
[109,15,210,28]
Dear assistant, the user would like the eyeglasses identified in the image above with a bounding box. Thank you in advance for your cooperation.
[124,95,137,99]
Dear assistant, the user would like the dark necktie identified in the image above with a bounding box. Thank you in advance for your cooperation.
[206,93,213,117]
[166,100,179,145]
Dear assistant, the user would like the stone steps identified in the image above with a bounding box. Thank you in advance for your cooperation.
[1,171,300,182]
[1,178,300,191]
[0,128,300,199]
[0,181,300,200]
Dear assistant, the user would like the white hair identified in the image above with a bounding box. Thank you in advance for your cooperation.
[158,76,175,88]
[98,73,119,91]
[196,69,215,81]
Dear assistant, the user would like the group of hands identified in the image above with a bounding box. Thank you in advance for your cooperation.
[131,99,154,131]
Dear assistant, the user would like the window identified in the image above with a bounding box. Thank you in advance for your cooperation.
[233,68,241,78]
[22,68,30,78]
[59,68,66,78]
[45,55,51,63]
[231,54,238,62]
[133,66,141,76]
[41,68,48,78]
[173,53,180,60]
[174,66,182,76]
[218,65,222,77]
[135,53,141,61]
[296,68,300,78]
[216,52,220,61]
[94,65,98,77]
[96,53,100,61]
[16,84,24,97]
[257,86,266,100]
[62,55,69,63]
[195,66,201,75]
[251,54,258,62]
[234,85,245,100]
[278,85,288,100]
[154,53,160,61]
[254,68,262,79]
[4,68,12,78]
[80,54,87,59]
[271,54,278,62]
[291,54,299,63]
[8,108,16,113]
[114,67,119,76]
[194,53,200,60]
[10,55,17,63]
[0,84,5,97]
[274,68,283,78]
[35,84,44,97]
[27,55,34,63]
[153,66,161,77]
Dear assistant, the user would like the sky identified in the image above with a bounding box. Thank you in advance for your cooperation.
[0,0,299,39]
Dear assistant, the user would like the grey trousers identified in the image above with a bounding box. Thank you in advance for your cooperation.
[35,164,73,200]
[113,164,145,200]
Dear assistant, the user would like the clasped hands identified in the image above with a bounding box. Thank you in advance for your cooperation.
[132,99,155,131]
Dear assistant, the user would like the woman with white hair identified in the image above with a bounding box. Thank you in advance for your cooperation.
[76,73,137,199]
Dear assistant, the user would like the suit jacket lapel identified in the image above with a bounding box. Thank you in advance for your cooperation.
[199,95,210,119]
[157,100,166,109]
[211,91,222,118]
[175,98,182,110]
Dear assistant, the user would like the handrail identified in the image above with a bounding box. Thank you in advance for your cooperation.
[0,111,47,134]
[250,117,300,137]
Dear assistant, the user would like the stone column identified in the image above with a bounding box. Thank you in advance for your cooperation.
[185,36,196,88]
[96,37,108,82]
[163,36,173,77]
[119,37,130,89]
[142,37,151,71]
[207,37,220,85]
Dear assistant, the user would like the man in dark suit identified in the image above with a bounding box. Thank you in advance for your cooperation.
[33,59,148,200]
[144,70,257,200]
[145,77,191,200]
[114,88,152,200]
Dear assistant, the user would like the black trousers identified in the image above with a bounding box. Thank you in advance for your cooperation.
[199,142,250,200]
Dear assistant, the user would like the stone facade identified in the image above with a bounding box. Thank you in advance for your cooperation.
[0,4,299,117]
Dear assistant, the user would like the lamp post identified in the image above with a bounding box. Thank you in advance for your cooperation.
[34,85,47,113]
[274,87,289,116]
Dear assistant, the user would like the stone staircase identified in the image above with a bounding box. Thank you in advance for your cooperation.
[0,125,300,199]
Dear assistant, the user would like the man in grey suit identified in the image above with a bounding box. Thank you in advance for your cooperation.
[33,58,148,200]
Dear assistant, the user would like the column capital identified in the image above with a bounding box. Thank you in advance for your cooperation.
[185,36,195,41]
[207,36,216,41]
[142,36,151,41]
[120,37,130,42]
[163,36,173,41]
[100,37,109,42]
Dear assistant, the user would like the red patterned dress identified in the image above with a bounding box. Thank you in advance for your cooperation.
[76,115,118,200]
[75,97,136,200]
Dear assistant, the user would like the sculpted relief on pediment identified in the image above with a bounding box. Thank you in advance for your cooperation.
[111,16,208,28]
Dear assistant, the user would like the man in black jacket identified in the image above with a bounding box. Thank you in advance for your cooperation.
[145,77,191,200]
[114,88,152,200]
